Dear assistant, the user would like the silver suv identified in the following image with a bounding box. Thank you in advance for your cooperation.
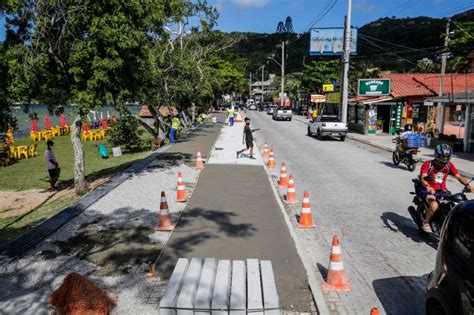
[272,106,292,121]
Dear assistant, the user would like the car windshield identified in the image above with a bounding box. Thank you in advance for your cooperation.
[320,116,340,122]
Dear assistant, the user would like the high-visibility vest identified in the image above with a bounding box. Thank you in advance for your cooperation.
[171,118,180,129]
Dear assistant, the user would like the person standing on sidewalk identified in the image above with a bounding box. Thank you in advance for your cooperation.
[236,118,259,159]
[45,140,60,191]
[228,108,235,126]
[170,115,180,144]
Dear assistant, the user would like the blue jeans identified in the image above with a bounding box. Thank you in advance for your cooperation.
[229,117,234,126]
[170,128,177,143]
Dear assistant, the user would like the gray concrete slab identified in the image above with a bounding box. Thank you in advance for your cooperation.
[157,164,313,312]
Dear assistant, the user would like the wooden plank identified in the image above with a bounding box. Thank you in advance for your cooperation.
[177,258,204,315]
[211,260,231,315]
[229,260,246,315]
[260,260,279,314]
[194,258,218,315]
[159,258,190,315]
[247,258,263,313]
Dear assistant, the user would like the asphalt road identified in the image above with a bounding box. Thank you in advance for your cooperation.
[247,111,466,315]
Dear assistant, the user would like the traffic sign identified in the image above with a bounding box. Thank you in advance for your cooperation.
[323,84,334,92]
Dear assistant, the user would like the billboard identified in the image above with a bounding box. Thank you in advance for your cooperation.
[309,27,357,56]
[310,94,326,103]
[358,79,391,96]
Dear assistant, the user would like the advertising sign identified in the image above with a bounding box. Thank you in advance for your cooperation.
[309,28,358,56]
[323,84,334,92]
[326,93,340,104]
[310,94,326,103]
[358,79,391,96]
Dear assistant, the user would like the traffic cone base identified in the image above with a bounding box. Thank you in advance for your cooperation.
[284,175,298,204]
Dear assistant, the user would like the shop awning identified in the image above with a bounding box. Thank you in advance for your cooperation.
[348,96,394,105]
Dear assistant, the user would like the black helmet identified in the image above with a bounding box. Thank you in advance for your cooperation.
[434,144,452,165]
[404,124,413,132]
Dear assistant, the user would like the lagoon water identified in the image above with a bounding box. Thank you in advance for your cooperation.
[10,104,140,138]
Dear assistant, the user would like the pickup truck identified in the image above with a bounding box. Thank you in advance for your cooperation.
[272,106,293,121]
[307,115,348,141]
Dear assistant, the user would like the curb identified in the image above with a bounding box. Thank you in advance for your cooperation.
[257,141,330,315]
[0,123,209,263]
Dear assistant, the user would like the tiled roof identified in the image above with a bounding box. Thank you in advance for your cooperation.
[138,105,177,118]
[379,73,474,98]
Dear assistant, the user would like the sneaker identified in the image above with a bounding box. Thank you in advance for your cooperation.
[236,151,240,159]
[422,221,433,233]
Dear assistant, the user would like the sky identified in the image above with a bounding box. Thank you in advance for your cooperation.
[1,0,473,40]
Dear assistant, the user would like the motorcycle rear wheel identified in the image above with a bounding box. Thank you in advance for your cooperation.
[407,161,416,172]
[392,151,401,165]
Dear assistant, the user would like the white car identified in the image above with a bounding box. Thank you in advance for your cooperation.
[307,115,348,141]
[249,104,257,110]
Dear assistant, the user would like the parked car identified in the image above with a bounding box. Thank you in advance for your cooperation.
[267,105,276,115]
[307,115,347,141]
[272,106,293,121]
[426,200,474,315]
[259,102,271,111]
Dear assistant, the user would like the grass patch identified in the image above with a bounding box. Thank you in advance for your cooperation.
[0,195,79,246]
[0,133,152,191]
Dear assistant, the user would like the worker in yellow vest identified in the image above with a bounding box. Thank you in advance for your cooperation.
[170,115,180,144]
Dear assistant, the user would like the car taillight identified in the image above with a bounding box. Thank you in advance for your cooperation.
[322,123,326,127]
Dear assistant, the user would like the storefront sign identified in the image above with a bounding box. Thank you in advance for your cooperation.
[310,94,326,103]
[323,84,334,92]
[358,79,391,96]
[326,93,340,104]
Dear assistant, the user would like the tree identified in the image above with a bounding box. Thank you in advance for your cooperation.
[276,22,285,34]
[301,59,341,93]
[0,43,17,136]
[5,0,189,194]
[447,20,474,73]
[285,16,293,33]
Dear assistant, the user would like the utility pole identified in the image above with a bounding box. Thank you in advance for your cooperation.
[249,72,252,102]
[281,41,285,107]
[437,19,450,134]
[341,0,352,123]
[261,65,265,103]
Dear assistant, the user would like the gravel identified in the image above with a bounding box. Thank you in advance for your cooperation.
[0,156,201,315]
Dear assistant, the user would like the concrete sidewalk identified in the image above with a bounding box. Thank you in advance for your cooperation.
[157,124,314,312]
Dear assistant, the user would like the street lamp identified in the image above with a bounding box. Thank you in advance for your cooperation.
[267,41,286,107]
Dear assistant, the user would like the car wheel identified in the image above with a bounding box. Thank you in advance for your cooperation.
[289,118,292,121]
[316,130,322,140]
[307,127,312,137]
[340,136,346,142]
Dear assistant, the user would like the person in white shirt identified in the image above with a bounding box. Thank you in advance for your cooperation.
[45,140,60,191]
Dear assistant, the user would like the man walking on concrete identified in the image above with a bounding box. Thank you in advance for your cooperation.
[45,140,60,191]
[236,117,259,159]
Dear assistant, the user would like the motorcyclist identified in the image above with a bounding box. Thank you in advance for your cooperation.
[420,143,473,233]
[395,124,413,153]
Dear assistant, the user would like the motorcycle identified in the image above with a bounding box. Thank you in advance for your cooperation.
[392,138,418,172]
[408,176,472,238]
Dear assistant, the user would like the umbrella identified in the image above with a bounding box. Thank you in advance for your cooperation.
[60,114,68,128]
[31,119,38,132]
[83,123,90,132]
[44,115,52,129]
[101,117,108,129]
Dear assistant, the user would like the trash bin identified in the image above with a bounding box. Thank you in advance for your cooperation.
[112,146,122,157]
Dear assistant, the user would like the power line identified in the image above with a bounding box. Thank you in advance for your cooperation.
[358,33,436,52]
[304,0,338,31]
[451,19,474,40]
[433,3,474,18]
[385,0,421,17]
[358,36,418,65]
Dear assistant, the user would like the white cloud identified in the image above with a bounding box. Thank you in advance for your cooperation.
[231,0,271,8]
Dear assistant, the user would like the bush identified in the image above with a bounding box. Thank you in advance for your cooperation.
[107,115,143,152]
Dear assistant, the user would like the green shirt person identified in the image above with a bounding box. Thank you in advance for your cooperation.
[170,116,180,144]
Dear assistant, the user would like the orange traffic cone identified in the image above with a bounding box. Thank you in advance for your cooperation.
[154,191,175,231]
[323,235,351,292]
[195,148,204,170]
[284,175,298,204]
[298,191,315,228]
[176,171,187,202]
[278,162,288,187]
[267,149,276,168]
[370,307,379,315]
[263,142,269,158]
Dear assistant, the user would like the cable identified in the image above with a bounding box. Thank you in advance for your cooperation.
[358,33,435,52]
[451,19,474,40]
[358,36,418,65]
[304,0,338,31]
[433,3,474,17]
[386,0,421,17]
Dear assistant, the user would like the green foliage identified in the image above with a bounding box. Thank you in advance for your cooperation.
[447,20,474,73]
[107,115,143,151]
[302,59,341,93]
[0,43,17,134]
